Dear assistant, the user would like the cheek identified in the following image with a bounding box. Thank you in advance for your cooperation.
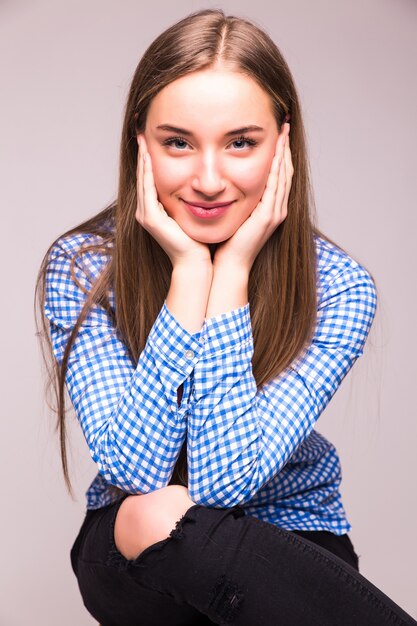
[150,155,183,194]
[230,157,271,196]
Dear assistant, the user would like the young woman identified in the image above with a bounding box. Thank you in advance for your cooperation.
[36,9,416,626]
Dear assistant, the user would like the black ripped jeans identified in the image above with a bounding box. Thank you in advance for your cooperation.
[70,496,416,625]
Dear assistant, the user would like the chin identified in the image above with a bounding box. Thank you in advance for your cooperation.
[195,233,232,244]
[180,219,239,245]
[185,228,235,245]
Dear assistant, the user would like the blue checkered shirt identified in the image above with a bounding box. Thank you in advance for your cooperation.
[44,230,377,535]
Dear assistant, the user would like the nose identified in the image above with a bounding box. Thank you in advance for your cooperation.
[191,152,226,198]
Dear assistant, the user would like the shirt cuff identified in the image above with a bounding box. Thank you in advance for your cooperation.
[146,301,204,374]
[200,303,253,357]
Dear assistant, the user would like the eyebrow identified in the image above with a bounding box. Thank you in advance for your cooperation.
[156,124,265,137]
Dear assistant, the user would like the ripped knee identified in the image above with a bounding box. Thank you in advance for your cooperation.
[114,486,195,560]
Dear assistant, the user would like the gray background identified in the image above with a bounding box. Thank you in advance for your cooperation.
[1,0,416,623]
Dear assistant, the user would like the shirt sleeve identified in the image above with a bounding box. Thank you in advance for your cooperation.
[44,238,204,494]
[186,263,378,507]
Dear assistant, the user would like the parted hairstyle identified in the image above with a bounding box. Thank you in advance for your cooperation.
[35,8,373,496]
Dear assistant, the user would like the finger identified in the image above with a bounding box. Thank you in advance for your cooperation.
[259,133,286,211]
[142,148,159,215]
[285,131,294,177]
[282,133,294,209]
[275,134,293,221]
[274,137,287,219]
[136,135,144,222]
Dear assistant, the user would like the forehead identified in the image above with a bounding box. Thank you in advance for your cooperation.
[146,69,275,131]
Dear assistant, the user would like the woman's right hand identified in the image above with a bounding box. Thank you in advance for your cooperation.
[135,134,212,269]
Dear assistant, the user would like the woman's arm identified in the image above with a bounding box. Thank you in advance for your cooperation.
[44,135,216,495]
[184,125,373,507]
[44,234,206,494]
[186,258,377,507]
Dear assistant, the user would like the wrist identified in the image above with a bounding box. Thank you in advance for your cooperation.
[212,258,250,281]
[172,259,214,281]
[212,248,253,274]
[166,261,213,334]
[206,263,249,319]
[173,252,212,271]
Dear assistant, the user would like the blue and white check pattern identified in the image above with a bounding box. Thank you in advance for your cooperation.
[44,230,377,534]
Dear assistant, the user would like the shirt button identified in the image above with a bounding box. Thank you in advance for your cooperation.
[185,349,195,359]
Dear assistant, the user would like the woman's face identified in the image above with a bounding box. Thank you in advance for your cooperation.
[142,68,280,244]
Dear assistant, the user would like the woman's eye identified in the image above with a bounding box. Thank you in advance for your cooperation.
[231,136,257,150]
[163,137,189,150]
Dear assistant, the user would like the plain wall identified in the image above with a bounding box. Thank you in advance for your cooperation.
[1,0,416,623]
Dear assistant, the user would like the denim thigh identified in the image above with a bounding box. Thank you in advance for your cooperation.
[70,496,217,626]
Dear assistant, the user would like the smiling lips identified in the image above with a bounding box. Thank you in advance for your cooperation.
[181,199,235,219]
[183,199,235,209]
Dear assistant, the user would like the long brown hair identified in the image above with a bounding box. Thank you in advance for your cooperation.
[35,8,374,496]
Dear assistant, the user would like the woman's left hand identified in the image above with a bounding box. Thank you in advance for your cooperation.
[213,123,293,271]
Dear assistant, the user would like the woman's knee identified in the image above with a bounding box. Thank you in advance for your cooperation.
[114,485,195,560]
